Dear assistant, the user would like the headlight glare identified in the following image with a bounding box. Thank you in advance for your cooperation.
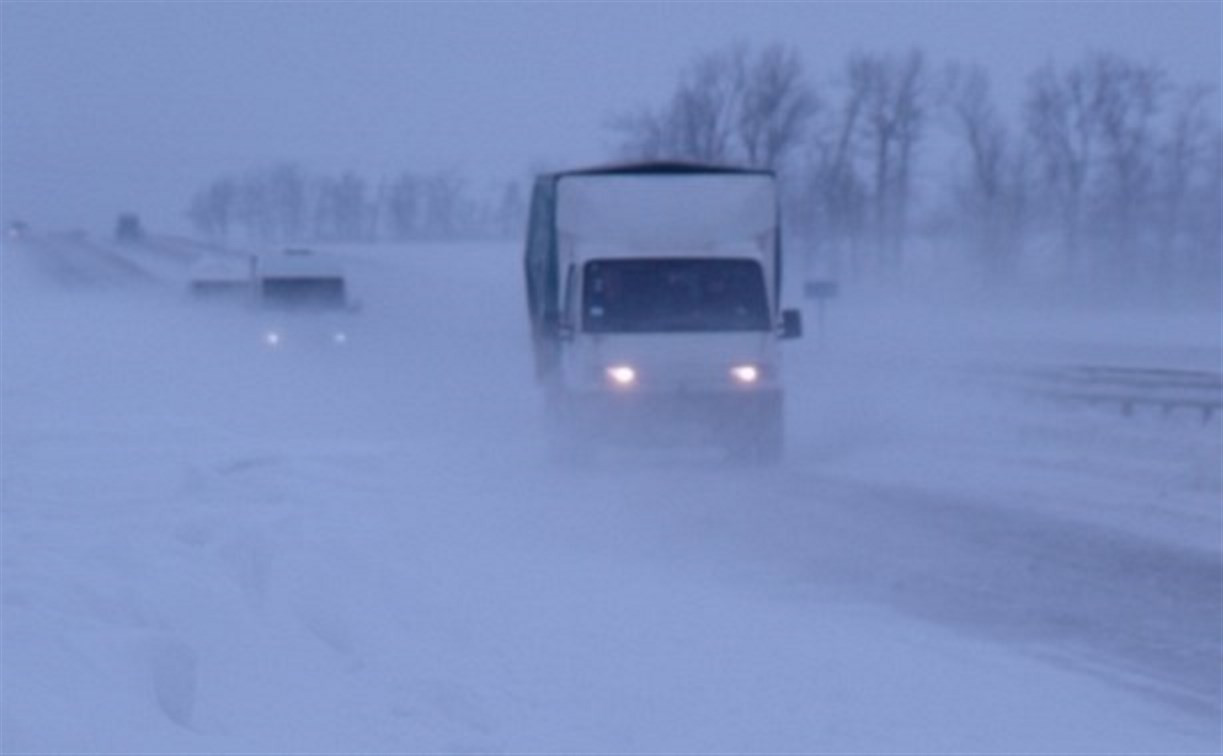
[606,364,637,386]
[730,364,760,384]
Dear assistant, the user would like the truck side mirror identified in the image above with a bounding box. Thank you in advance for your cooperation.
[781,309,803,339]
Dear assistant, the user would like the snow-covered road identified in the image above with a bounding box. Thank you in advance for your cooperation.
[3,236,1219,753]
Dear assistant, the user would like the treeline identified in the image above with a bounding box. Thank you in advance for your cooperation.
[612,45,1222,300]
[186,45,1219,301]
[188,165,526,243]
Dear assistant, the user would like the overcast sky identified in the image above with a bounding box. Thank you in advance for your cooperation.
[2,1,1219,235]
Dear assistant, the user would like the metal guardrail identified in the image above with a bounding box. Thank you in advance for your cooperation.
[1020,365,1222,423]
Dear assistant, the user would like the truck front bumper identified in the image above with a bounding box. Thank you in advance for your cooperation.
[547,388,783,449]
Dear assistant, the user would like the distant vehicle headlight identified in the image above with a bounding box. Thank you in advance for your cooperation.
[333,331,348,345]
[605,364,637,387]
[730,364,760,384]
[264,330,282,347]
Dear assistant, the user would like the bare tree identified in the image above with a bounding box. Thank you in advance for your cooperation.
[846,49,927,274]
[236,168,274,242]
[187,176,238,239]
[942,63,1023,281]
[609,107,671,162]
[1152,84,1218,294]
[798,79,868,279]
[737,44,819,170]
[386,172,421,240]
[1022,53,1206,294]
[265,162,308,242]
[313,172,370,241]
[1090,54,1166,281]
[1176,115,1223,296]
[1024,60,1100,279]
[421,172,465,239]
[670,45,748,163]
[1198,129,1223,290]
[611,43,815,170]
[495,180,527,238]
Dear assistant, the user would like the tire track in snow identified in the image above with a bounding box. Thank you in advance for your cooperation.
[670,464,1223,720]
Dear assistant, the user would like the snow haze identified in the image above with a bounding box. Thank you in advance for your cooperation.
[2,1,1219,234]
[1,2,1221,753]
[2,232,1220,752]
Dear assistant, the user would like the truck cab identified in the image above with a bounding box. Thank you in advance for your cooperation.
[525,162,801,461]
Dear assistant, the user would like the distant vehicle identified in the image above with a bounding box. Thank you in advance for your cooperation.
[252,251,357,349]
[524,161,802,462]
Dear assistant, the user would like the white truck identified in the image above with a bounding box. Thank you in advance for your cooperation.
[524,162,802,461]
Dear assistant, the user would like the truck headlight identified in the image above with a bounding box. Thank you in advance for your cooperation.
[730,364,760,384]
[605,365,637,387]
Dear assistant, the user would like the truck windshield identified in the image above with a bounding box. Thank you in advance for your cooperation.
[259,277,346,309]
[582,258,770,333]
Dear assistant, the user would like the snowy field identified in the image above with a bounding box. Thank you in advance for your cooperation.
[2,235,1220,753]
